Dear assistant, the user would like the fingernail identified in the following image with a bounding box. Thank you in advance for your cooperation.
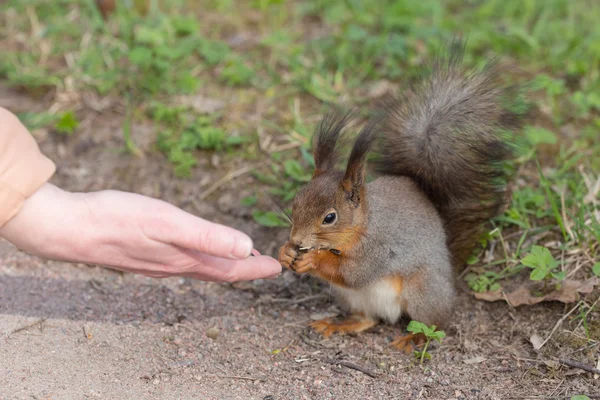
[231,235,253,259]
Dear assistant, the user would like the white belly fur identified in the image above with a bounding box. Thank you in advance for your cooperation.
[335,279,403,324]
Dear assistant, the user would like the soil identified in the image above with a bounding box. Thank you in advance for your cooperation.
[1,84,599,400]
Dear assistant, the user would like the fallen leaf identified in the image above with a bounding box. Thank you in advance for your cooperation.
[96,0,116,19]
[473,277,599,307]
[463,356,487,365]
[530,334,543,350]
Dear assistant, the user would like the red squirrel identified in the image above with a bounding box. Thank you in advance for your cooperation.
[278,41,524,351]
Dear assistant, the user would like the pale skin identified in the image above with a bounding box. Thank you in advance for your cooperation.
[0,111,281,282]
[0,183,282,282]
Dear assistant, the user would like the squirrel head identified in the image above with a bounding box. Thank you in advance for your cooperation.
[287,106,379,252]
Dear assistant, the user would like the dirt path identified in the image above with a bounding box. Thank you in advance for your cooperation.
[1,87,598,399]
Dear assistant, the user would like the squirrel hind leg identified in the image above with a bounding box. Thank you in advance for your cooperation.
[310,314,377,338]
[391,268,456,353]
[390,333,427,354]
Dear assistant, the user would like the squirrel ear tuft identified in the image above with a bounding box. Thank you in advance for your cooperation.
[342,118,380,206]
[312,104,355,175]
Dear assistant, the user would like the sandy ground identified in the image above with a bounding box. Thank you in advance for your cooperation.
[1,85,599,399]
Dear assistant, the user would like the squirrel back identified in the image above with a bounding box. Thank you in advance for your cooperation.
[374,41,525,268]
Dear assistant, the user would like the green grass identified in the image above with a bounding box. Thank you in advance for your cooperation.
[1,0,599,292]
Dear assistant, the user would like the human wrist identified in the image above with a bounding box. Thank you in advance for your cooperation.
[0,183,87,260]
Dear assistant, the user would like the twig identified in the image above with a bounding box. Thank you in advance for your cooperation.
[559,188,575,242]
[557,358,600,375]
[268,142,303,153]
[502,290,517,313]
[575,295,600,330]
[538,302,581,350]
[9,318,47,336]
[256,294,327,306]
[210,374,267,382]
[174,323,201,335]
[198,163,264,201]
[323,358,379,378]
[549,377,565,397]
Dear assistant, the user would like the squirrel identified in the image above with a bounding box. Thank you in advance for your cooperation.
[277,40,524,352]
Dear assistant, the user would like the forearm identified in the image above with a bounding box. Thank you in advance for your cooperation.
[0,182,280,281]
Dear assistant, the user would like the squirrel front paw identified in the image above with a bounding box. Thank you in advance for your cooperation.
[293,251,315,274]
[278,243,298,271]
[277,243,315,274]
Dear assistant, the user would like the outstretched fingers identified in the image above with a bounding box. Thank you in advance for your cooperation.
[181,250,282,282]
[147,204,254,260]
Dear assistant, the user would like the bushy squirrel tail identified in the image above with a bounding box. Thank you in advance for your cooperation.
[374,40,526,267]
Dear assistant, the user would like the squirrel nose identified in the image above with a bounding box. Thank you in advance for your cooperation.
[290,234,303,247]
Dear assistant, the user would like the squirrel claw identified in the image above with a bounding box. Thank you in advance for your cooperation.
[292,251,315,274]
[277,243,297,271]
[390,333,427,354]
[310,316,377,338]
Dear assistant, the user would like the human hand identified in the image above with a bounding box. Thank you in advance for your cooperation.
[0,183,282,282]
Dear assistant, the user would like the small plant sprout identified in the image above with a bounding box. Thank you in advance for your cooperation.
[54,111,79,136]
[406,321,446,365]
[520,245,565,291]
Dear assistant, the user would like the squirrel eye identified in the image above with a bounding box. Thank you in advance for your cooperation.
[323,212,337,225]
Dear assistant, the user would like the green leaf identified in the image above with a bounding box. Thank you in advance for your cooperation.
[17,111,58,130]
[551,271,566,281]
[521,245,557,271]
[135,25,166,47]
[571,396,591,400]
[171,16,200,36]
[429,331,446,342]
[54,111,79,135]
[521,253,540,268]
[129,46,154,68]
[252,211,289,227]
[592,263,600,277]
[530,267,548,281]
[226,136,250,146]
[524,126,558,146]
[241,196,258,206]
[466,255,479,265]
[406,320,426,335]
[198,39,231,65]
[284,159,312,182]
[421,325,433,336]
[219,56,255,86]
[489,283,501,292]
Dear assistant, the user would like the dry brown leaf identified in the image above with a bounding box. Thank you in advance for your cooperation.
[473,277,599,307]
[530,334,543,350]
[96,0,116,19]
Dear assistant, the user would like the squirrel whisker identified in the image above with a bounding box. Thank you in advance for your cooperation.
[265,193,292,225]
